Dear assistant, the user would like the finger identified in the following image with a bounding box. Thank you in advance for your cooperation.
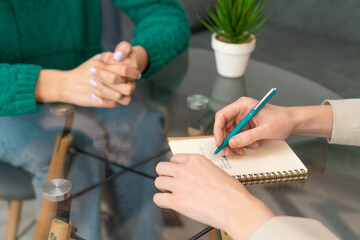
[104,81,136,97]
[90,53,102,61]
[93,67,136,96]
[90,79,132,105]
[214,113,240,147]
[89,78,123,103]
[170,154,190,164]
[153,193,173,209]
[229,126,266,148]
[107,64,141,80]
[214,114,233,147]
[93,66,124,84]
[156,162,178,177]
[246,141,259,148]
[90,93,119,108]
[99,52,116,64]
[222,146,232,157]
[99,51,138,70]
[117,96,131,106]
[96,54,140,80]
[232,147,245,156]
[113,41,132,62]
[214,112,228,146]
[154,176,174,192]
[120,54,138,68]
[214,97,257,145]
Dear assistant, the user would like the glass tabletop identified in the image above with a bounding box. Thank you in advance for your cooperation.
[1,48,358,239]
[139,48,360,239]
[139,48,342,137]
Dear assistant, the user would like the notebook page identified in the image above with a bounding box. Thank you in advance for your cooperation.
[169,137,307,176]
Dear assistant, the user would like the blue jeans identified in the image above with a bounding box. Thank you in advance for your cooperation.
[0,94,168,240]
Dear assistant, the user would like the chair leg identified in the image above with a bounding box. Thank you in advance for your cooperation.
[5,200,22,240]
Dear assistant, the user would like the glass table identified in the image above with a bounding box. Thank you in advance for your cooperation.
[1,48,359,240]
[138,48,360,239]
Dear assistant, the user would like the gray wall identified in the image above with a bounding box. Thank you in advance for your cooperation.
[266,0,360,42]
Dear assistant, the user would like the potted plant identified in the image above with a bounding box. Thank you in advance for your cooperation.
[198,0,270,78]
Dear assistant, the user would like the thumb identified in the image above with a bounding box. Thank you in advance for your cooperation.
[229,127,266,148]
[113,41,132,62]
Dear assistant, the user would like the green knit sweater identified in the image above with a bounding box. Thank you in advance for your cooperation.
[0,0,189,116]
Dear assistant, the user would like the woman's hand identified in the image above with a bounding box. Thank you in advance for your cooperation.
[213,97,295,156]
[153,154,274,240]
[104,41,149,75]
[213,97,333,156]
[34,41,149,107]
[92,41,149,104]
[35,55,123,107]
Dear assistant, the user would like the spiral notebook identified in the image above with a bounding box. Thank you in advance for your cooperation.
[168,136,308,185]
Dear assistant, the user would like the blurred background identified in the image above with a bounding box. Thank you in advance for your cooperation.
[1,1,359,239]
[117,0,360,98]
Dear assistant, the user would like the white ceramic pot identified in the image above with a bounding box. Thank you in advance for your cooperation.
[211,33,256,78]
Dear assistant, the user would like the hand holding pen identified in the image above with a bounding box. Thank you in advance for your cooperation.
[214,89,296,156]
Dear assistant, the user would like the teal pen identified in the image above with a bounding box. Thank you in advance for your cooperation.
[214,88,277,155]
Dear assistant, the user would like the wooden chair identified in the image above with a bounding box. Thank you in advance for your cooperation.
[34,104,74,240]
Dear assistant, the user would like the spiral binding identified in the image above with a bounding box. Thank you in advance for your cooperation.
[234,168,308,185]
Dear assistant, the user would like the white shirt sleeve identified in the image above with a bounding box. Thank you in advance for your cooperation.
[322,99,360,146]
[250,216,339,240]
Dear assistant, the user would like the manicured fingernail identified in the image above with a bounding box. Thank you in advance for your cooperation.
[89,67,96,74]
[113,51,124,61]
[98,53,102,59]
[89,79,98,88]
[137,73,142,79]
[230,138,240,147]
[91,93,98,101]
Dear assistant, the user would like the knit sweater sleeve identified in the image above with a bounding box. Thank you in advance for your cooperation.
[112,0,190,78]
[0,63,42,116]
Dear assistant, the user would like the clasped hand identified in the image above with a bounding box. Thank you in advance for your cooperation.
[35,41,147,108]
[69,41,143,107]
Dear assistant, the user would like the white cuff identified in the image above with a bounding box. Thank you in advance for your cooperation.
[250,216,339,240]
[322,99,360,146]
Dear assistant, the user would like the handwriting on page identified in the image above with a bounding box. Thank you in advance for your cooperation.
[170,138,307,180]
[199,145,232,169]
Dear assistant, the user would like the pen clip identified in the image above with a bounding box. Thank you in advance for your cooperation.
[254,88,277,110]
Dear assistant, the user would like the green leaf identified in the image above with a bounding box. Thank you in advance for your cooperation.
[216,1,234,35]
[197,0,271,43]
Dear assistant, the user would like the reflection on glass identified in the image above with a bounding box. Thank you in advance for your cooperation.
[186,94,209,136]
[209,74,247,112]
[136,51,189,105]
[92,122,138,166]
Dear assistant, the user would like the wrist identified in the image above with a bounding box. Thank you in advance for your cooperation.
[289,107,304,136]
[35,69,65,103]
[223,191,275,239]
[290,105,333,138]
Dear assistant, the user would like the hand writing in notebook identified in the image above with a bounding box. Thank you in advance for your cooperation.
[214,97,333,156]
[154,97,347,239]
[154,153,275,240]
